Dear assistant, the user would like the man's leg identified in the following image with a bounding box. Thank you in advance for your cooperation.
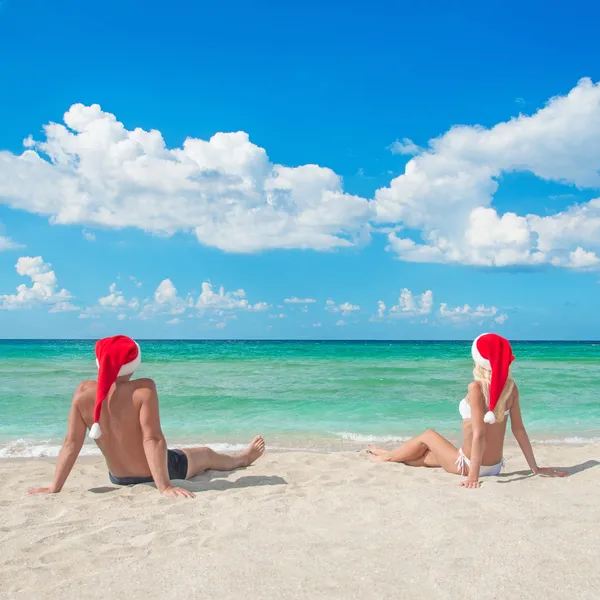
[182,435,265,479]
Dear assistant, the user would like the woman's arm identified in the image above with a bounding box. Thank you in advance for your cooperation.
[510,388,568,477]
[138,380,195,498]
[28,386,87,494]
[462,381,486,488]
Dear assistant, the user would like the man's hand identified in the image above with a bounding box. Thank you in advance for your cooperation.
[27,487,57,495]
[460,479,481,489]
[533,467,569,477]
[160,486,195,499]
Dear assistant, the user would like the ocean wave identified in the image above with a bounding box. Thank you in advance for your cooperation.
[532,436,600,445]
[330,431,411,443]
[0,439,250,459]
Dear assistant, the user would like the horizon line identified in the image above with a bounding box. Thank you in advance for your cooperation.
[1,338,599,344]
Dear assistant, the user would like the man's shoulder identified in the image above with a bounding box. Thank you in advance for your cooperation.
[75,380,97,395]
[131,378,157,393]
[73,380,97,406]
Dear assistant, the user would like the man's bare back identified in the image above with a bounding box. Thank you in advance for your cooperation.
[75,377,161,479]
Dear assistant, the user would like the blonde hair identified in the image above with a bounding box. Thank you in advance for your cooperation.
[473,365,515,423]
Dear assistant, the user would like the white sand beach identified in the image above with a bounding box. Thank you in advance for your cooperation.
[1,443,598,600]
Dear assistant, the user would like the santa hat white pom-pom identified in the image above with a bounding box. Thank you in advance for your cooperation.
[89,423,102,439]
[484,411,496,424]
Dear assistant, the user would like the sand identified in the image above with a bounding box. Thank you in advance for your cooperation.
[0,443,599,600]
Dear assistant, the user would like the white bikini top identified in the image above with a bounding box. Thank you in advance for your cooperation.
[459,397,510,420]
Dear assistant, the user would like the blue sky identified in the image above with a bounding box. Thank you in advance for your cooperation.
[1,0,600,340]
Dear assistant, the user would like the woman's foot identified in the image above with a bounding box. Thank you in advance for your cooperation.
[367,445,391,462]
[238,436,266,467]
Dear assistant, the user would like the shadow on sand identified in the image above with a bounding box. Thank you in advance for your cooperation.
[496,459,599,483]
[89,470,287,494]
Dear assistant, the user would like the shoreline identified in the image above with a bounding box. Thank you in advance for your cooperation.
[1,434,599,461]
[1,433,599,461]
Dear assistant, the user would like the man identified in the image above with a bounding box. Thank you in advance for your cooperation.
[29,335,265,498]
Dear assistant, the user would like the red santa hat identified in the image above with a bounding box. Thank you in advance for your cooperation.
[471,333,514,424]
[90,335,141,439]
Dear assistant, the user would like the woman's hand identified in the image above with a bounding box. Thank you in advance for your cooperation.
[160,486,195,499]
[533,467,569,477]
[460,479,481,489]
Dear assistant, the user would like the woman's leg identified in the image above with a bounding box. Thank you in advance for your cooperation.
[368,430,459,474]
[182,435,265,479]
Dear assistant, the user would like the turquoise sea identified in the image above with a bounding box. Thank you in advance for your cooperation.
[1,340,599,457]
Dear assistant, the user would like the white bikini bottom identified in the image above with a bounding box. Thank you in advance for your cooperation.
[456,448,504,477]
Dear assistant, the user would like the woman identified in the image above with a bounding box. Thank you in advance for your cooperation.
[367,333,568,488]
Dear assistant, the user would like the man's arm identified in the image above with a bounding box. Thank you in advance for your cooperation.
[138,381,194,498]
[28,385,87,494]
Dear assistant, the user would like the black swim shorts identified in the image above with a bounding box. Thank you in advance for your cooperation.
[108,449,189,486]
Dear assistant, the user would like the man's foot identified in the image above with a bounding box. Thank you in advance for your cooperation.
[238,436,265,467]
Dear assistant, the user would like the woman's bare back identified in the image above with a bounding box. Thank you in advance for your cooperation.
[461,382,518,465]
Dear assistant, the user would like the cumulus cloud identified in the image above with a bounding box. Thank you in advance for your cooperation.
[0,104,372,253]
[82,230,95,242]
[284,297,316,304]
[335,319,345,327]
[325,299,360,316]
[439,303,507,324]
[376,78,600,269]
[196,282,269,312]
[167,318,182,325]
[0,223,22,251]
[387,289,433,318]
[0,256,75,311]
[312,322,322,328]
[389,138,421,156]
[81,282,139,319]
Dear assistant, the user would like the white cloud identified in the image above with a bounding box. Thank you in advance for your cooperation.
[389,138,421,156]
[99,283,128,308]
[167,318,182,325]
[335,319,345,327]
[439,303,506,324]
[561,247,600,269]
[375,78,600,269]
[154,279,188,314]
[215,321,227,329]
[312,322,322,328]
[325,299,360,316]
[49,301,80,313]
[196,282,269,312]
[388,289,433,318]
[0,104,372,253]
[268,313,287,319]
[82,230,95,242]
[0,223,21,251]
[377,300,386,319]
[129,276,143,288]
[81,282,139,319]
[0,256,74,311]
[284,297,316,304]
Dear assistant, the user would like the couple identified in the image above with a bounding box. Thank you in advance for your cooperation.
[29,333,566,498]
